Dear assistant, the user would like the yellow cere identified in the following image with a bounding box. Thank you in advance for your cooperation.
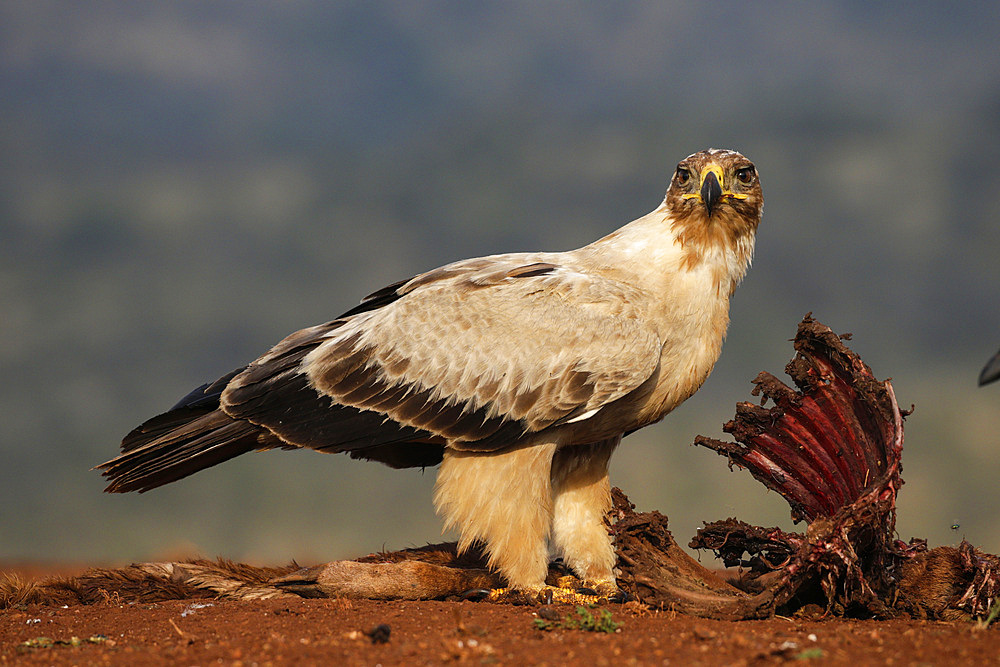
[702,164,725,187]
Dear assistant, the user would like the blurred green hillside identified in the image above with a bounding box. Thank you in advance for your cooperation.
[2,2,999,565]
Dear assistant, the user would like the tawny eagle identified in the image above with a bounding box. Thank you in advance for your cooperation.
[99,148,763,599]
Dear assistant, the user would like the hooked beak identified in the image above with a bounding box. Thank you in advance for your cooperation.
[701,170,723,214]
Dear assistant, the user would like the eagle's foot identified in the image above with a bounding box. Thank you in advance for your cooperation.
[553,575,628,602]
[482,580,625,605]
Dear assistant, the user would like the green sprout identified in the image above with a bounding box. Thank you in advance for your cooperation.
[533,606,621,633]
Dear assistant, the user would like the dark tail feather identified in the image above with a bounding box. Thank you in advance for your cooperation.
[98,410,272,493]
[117,368,247,454]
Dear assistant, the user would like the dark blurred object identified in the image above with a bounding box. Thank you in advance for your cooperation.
[364,624,391,644]
[979,349,1000,386]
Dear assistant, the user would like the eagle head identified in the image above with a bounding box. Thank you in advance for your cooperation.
[660,148,762,292]
[664,148,762,248]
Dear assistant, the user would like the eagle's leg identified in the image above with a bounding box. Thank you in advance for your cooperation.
[434,443,557,590]
[549,436,620,596]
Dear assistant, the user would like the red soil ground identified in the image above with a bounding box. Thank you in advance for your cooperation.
[3,563,999,666]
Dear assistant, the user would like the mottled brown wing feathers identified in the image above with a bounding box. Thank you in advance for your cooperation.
[222,320,527,455]
[293,256,660,451]
[220,325,438,459]
[104,255,661,492]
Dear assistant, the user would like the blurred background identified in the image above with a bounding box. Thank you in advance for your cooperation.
[3,2,999,566]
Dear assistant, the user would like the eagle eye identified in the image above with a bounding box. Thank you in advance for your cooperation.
[675,167,691,185]
[736,166,755,185]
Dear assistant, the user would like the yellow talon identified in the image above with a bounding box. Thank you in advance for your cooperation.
[485,581,624,606]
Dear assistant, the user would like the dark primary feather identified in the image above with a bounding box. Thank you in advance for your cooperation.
[169,368,245,411]
[102,411,281,492]
[337,278,411,318]
[119,368,245,454]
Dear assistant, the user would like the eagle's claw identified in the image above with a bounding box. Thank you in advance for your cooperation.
[459,588,492,601]
[483,581,627,606]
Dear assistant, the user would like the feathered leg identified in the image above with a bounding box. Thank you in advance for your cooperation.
[550,437,620,591]
[434,443,557,590]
